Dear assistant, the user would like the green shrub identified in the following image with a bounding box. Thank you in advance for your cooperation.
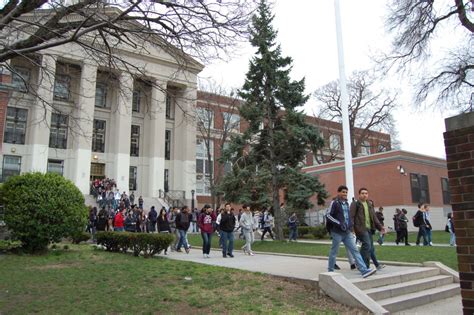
[63,245,69,250]
[0,240,22,252]
[310,225,328,239]
[71,232,91,244]
[1,172,87,253]
[96,231,173,258]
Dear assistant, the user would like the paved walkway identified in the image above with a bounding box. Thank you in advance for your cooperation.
[282,239,453,247]
[164,248,463,314]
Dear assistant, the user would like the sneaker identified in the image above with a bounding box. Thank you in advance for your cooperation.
[249,252,255,256]
[405,243,411,246]
[227,253,234,258]
[241,246,247,253]
[185,247,190,254]
[376,264,386,270]
[334,264,341,270]
[350,264,356,270]
[223,254,227,258]
[206,254,210,258]
[362,269,376,278]
[203,254,207,258]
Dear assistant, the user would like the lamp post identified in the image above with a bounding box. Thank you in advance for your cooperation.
[191,189,195,210]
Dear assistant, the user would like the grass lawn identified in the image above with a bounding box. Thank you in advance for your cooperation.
[381,230,450,244]
[187,234,458,271]
[0,244,354,314]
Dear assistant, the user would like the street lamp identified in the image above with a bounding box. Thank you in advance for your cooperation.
[191,189,195,210]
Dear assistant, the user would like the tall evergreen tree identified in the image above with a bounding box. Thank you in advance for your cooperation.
[219,0,327,240]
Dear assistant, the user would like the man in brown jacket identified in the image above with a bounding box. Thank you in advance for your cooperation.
[350,187,386,270]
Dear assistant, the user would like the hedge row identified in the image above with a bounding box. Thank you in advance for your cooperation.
[0,240,22,252]
[283,225,328,239]
[96,231,174,258]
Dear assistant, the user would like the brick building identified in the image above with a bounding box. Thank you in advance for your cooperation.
[303,150,451,230]
[195,91,392,208]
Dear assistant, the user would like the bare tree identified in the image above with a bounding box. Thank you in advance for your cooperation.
[0,0,254,133]
[195,84,241,209]
[383,0,473,110]
[313,70,396,158]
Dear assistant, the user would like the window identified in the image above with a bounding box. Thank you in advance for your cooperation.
[329,134,341,150]
[166,92,174,119]
[197,108,214,129]
[165,130,171,160]
[47,159,64,175]
[410,173,430,204]
[164,169,169,192]
[2,155,21,182]
[49,113,68,149]
[377,144,388,153]
[11,67,30,92]
[223,112,240,132]
[53,74,70,100]
[132,90,141,113]
[441,178,451,205]
[4,107,27,144]
[95,83,107,108]
[196,139,213,195]
[130,125,140,157]
[92,119,106,152]
[129,166,137,191]
[360,141,371,156]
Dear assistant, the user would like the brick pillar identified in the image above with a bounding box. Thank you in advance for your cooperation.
[444,112,474,315]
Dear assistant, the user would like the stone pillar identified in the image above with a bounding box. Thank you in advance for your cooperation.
[147,80,166,197]
[173,85,197,205]
[444,111,474,315]
[72,63,97,194]
[112,72,133,193]
[27,55,56,172]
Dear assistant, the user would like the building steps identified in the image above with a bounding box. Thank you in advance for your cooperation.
[350,266,460,313]
[377,283,460,313]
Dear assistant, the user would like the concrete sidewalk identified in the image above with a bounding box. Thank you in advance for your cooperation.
[284,239,453,247]
[164,248,462,314]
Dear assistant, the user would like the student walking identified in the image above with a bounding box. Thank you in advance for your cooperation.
[220,203,236,258]
[350,188,386,270]
[399,209,410,245]
[175,206,192,253]
[414,203,430,246]
[447,213,456,246]
[260,208,275,241]
[326,185,376,278]
[287,212,298,242]
[198,205,216,258]
[239,205,256,256]
[157,207,171,254]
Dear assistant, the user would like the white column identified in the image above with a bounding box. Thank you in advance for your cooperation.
[72,62,97,194]
[27,54,56,172]
[334,0,354,200]
[147,80,167,197]
[112,72,133,193]
[172,85,197,204]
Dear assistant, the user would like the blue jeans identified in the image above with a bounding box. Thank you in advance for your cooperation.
[177,229,189,250]
[328,230,370,275]
[289,228,298,241]
[114,227,124,232]
[450,232,456,246]
[201,232,212,254]
[357,231,380,268]
[221,231,234,255]
[416,226,429,245]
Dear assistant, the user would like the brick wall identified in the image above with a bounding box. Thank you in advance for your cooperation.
[444,112,474,315]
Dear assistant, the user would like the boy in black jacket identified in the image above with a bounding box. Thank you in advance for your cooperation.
[176,206,192,253]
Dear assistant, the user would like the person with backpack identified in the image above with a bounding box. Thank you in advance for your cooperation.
[447,212,456,246]
[413,203,430,246]
[326,185,376,278]
[375,207,385,245]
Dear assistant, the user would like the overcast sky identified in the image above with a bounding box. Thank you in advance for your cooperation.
[199,1,462,159]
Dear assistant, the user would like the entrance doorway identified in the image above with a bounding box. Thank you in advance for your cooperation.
[90,163,105,181]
